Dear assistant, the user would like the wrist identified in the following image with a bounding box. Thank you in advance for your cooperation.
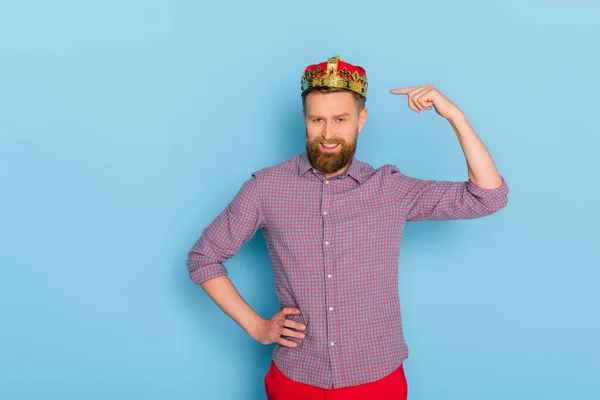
[447,109,466,124]
[245,314,266,339]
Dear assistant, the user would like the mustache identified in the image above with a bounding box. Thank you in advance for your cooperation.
[313,138,346,146]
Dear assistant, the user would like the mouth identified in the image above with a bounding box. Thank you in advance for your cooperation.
[320,143,340,152]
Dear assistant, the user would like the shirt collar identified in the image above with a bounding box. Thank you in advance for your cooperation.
[298,153,364,184]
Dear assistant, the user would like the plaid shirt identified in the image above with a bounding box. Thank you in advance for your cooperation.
[187,153,509,389]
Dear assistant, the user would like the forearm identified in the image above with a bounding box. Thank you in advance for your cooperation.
[448,112,503,189]
[200,275,264,339]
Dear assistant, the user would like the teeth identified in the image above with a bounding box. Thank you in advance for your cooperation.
[322,143,338,148]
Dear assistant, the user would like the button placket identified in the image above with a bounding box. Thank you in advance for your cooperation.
[321,176,338,379]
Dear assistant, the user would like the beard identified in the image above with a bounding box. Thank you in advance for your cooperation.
[306,132,357,175]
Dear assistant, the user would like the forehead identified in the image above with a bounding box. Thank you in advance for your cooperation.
[304,91,358,115]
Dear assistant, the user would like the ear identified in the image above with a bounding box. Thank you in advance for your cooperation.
[357,108,368,134]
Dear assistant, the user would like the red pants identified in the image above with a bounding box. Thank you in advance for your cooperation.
[264,360,408,400]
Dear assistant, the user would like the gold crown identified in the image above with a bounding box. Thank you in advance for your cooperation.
[301,55,368,97]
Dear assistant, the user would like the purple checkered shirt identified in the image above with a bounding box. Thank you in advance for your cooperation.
[187,153,509,389]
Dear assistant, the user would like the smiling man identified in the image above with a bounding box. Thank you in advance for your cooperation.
[187,55,509,399]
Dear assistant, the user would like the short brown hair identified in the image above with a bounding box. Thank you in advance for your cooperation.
[301,86,366,111]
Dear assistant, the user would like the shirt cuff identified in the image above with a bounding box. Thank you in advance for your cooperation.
[190,264,228,285]
[466,175,509,199]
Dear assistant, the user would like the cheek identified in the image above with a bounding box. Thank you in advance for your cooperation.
[305,124,321,139]
[341,122,360,140]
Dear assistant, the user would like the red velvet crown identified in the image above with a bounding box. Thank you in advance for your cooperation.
[301,55,368,98]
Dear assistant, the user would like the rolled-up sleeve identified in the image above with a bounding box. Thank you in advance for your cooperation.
[187,174,264,285]
[389,166,509,222]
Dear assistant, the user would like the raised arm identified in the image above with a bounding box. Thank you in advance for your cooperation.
[391,169,508,222]
[389,84,509,221]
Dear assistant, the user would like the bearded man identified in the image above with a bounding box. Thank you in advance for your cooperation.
[187,55,509,399]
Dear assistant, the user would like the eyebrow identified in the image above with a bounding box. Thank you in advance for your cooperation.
[308,113,350,119]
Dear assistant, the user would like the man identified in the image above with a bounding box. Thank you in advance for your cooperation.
[187,55,509,399]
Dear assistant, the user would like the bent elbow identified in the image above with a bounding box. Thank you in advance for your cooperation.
[480,191,509,216]
[187,246,228,286]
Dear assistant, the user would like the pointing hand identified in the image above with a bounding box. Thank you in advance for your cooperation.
[390,84,463,120]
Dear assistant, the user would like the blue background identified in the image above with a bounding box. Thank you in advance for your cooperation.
[1,1,598,399]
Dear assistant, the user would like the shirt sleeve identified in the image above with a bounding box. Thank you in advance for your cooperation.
[389,166,509,222]
[187,174,264,285]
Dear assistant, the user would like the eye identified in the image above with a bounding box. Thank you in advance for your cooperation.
[313,118,323,123]
[336,117,347,123]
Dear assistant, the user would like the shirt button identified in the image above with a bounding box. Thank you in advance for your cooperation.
[330,341,335,347]
[322,211,328,216]
[327,274,332,278]
[325,180,330,185]
[324,241,330,246]
[328,306,334,311]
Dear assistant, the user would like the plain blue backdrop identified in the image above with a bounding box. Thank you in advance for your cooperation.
[1,1,598,399]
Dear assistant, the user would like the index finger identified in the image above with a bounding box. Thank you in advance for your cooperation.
[389,87,415,95]
[282,307,301,315]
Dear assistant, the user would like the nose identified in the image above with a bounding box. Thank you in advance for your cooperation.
[322,121,335,140]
